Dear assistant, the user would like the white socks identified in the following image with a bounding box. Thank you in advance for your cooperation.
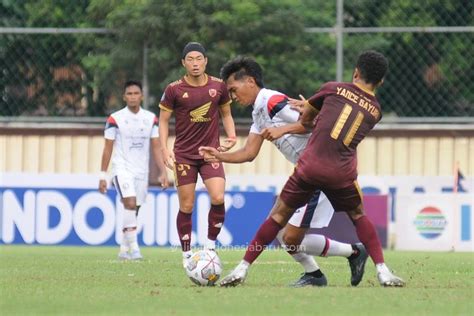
[183,250,193,259]
[300,234,353,257]
[376,263,390,274]
[123,209,139,252]
[239,260,250,270]
[291,252,320,273]
[277,230,320,273]
[206,239,216,250]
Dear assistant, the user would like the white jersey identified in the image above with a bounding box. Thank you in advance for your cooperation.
[250,88,310,164]
[251,88,334,229]
[104,106,159,178]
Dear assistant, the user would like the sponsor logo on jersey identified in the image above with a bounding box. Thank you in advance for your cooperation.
[190,102,212,122]
[209,89,217,97]
[182,92,189,98]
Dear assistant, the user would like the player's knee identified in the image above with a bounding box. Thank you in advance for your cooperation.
[347,206,364,220]
[283,231,303,247]
[179,201,194,213]
[209,194,224,205]
[123,199,137,210]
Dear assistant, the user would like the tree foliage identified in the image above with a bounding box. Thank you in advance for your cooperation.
[1,0,472,117]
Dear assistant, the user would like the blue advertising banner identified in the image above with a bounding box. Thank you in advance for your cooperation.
[0,187,274,247]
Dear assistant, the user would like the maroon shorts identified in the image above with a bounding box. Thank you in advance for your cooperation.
[280,170,363,213]
[173,156,225,187]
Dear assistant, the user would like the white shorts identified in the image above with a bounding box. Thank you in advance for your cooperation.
[288,190,334,229]
[112,173,148,206]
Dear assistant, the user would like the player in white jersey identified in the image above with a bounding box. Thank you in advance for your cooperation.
[99,80,169,261]
[199,57,368,287]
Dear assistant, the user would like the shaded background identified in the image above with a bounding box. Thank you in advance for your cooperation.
[1,0,473,118]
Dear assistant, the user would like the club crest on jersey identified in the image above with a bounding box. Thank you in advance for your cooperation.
[209,89,217,97]
[211,162,220,169]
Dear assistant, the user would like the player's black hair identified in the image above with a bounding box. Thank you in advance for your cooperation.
[220,56,264,88]
[182,42,206,59]
[124,80,143,92]
[356,50,388,85]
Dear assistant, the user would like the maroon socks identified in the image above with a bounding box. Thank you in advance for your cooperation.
[243,217,283,264]
[208,203,225,241]
[354,215,384,264]
[177,210,192,252]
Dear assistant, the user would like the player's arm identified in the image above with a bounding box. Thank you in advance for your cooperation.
[98,139,114,193]
[261,122,307,142]
[300,101,319,131]
[158,109,175,170]
[218,102,237,152]
[200,132,264,163]
[151,137,170,189]
[261,98,308,141]
[288,94,307,113]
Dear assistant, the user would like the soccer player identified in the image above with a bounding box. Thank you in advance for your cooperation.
[99,80,169,260]
[158,42,237,268]
[199,56,368,287]
[219,51,405,287]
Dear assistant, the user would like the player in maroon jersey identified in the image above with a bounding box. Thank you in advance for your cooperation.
[220,50,405,287]
[159,42,236,268]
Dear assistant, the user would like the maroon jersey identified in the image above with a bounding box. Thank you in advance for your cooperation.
[297,82,382,189]
[159,74,231,159]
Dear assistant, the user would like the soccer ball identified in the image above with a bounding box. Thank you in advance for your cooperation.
[185,250,222,286]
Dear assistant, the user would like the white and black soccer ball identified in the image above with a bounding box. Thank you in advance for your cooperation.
[185,250,222,286]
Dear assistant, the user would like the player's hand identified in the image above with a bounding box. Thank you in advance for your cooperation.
[199,146,220,162]
[288,94,307,114]
[158,172,170,190]
[261,127,285,142]
[161,148,176,170]
[98,180,107,194]
[217,137,236,152]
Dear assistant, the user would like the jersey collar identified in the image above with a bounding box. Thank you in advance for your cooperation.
[354,82,375,96]
[183,73,208,87]
[253,88,267,109]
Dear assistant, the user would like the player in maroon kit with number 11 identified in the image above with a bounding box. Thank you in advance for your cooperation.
[220,50,405,287]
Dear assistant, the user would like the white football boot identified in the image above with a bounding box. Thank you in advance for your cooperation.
[377,264,405,287]
[219,261,249,287]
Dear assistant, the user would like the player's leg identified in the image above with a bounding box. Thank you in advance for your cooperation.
[127,177,149,260]
[220,172,315,287]
[174,160,199,267]
[113,174,139,260]
[277,225,327,287]
[324,182,405,287]
[201,161,226,251]
[285,191,368,286]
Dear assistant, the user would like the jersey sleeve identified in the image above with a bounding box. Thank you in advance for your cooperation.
[308,82,336,110]
[266,94,292,120]
[218,81,232,106]
[249,122,261,135]
[151,115,159,138]
[158,85,175,112]
[271,101,299,124]
[104,115,117,140]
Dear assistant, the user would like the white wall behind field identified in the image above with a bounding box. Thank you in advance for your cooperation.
[1,123,473,176]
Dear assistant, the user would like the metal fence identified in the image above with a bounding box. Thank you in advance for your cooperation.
[1,0,473,118]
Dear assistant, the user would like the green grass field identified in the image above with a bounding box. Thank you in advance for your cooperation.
[1,245,473,315]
